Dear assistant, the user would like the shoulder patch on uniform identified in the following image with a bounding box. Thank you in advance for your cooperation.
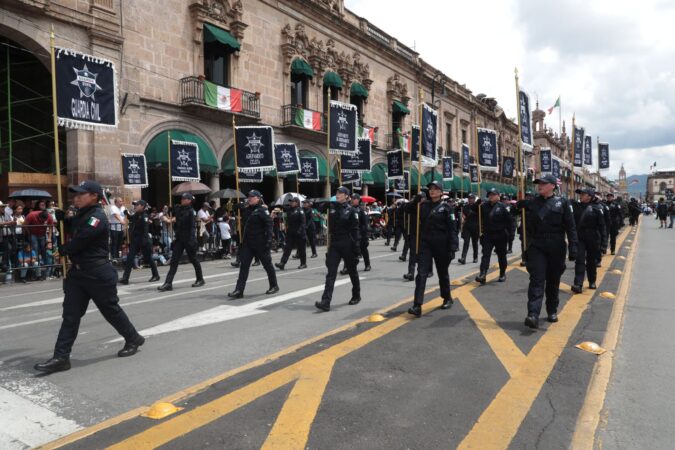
[265,210,270,215]
[87,217,100,227]
[555,201,562,208]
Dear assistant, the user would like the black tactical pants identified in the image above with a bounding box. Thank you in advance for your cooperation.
[526,238,566,317]
[609,227,619,254]
[55,264,140,358]
[164,239,203,285]
[322,238,359,304]
[574,238,599,287]
[306,225,317,256]
[461,227,479,261]
[280,235,306,266]
[414,239,451,306]
[235,245,277,292]
[480,234,508,275]
[122,237,159,281]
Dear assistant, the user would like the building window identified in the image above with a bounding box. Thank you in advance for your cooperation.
[445,122,452,150]
[659,181,667,193]
[323,85,339,113]
[350,95,364,125]
[291,73,309,107]
[461,129,467,144]
[204,40,230,86]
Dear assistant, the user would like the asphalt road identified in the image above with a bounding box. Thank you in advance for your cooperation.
[0,225,644,450]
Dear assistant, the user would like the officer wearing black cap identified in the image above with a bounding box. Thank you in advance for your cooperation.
[119,200,160,285]
[408,181,458,317]
[228,190,279,298]
[316,186,361,311]
[571,188,606,293]
[518,174,577,328]
[340,193,371,274]
[302,199,318,258]
[458,192,479,265]
[476,188,511,284]
[34,180,145,374]
[605,192,623,255]
[276,196,306,270]
[157,193,204,291]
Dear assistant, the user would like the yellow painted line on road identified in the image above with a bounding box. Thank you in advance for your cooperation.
[457,227,631,450]
[571,222,641,450]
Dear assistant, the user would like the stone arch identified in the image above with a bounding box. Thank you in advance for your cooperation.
[0,17,52,70]
[139,119,219,166]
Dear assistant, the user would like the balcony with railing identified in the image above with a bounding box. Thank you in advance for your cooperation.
[280,105,327,143]
[179,76,260,120]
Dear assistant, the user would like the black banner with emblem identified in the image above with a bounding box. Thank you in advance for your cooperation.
[390,170,409,192]
[540,148,552,173]
[54,47,118,129]
[238,169,263,183]
[329,101,358,155]
[470,164,479,183]
[519,89,533,151]
[121,153,148,188]
[341,138,372,173]
[573,126,584,168]
[170,140,200,182]
[552,158,561,179]
[502,156,515,179]
[411,125,420,162]
[274,143,300,175]
[420,104,438,167]
[583,135,593,166]
[442,156,454,180]
[477,128,498,171]
[462,144,470,173]
[341,171,360,184]
[387,150,404,179]
[598,142,610,169]
[298,157,319,182]
[235,126,275,173]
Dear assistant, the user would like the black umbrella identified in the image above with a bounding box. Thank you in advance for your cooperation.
[209,188,245,200]
[9,189,52,200]
[386,192,403,198]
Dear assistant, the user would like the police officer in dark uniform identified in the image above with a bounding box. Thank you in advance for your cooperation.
[384,201,396,246]
[303,199,318,258]
[597,193,610,265]
[340,193,371,274]
[275,196,306,270]
[402,198,419,281]
[476,188,511,285]
[408,181,459,317]
[605,193,623,254]
[571,188,606,293]
[502,194,517,254]
[516,190,534,266]
[315,186,361,311]
[518,174,578,328]
[458,193,480,264]
[228,190,279,298]
[157,193,204,291]
[34,180,145,374]
[119,200,160,284]
[391,200,406,252]
[628,198,641,227]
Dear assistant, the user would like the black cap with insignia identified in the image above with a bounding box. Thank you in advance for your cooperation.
[69,180,103,196]
[533,174,558,185]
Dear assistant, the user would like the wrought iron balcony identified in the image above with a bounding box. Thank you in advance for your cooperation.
[179,76,260,119]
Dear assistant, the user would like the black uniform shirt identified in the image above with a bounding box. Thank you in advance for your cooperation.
[60,204,109,264]
[172,205,197,242]
[355,206,369,242]
[480,201,512,238]
[129,211,151,242]
[242,204,273,247]
[418,199,459,251]
[303,206,315,229]
[606,201,624,229]
[329,201,360,244]
[286,206,306,238]
[573,200,607,244]
[462,202,480,229]
[521,195,578,254]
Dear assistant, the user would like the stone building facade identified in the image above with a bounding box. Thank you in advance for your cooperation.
[647,170,675,202]
[2,0,541,206]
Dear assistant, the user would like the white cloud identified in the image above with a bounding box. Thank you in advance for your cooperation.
[344,0,675,179]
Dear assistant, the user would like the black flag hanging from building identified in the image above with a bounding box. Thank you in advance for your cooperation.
[170,140,200,182]
[391,170,409,192]
[121,154,148,188]
[598,142,610,169]
[410,125,420,162]
[477,128,498,171]
[329,101,358,155]
[502,156,515,179]
[341,138,372,173]
[238,169,263,183]
[573,126,585,168]
[341,171,360,184]
[54,47,118,129]
[235,126,275,173]
[552,158,561,180]
[583,135,593,166]
[540,148,552,174]
[298,157,319,182]
[442,156,454,180]
[420,104,438,167]
[387,150,404,179]
[274,143,300,175]
[518,89,533,152]
[462,144,470,173]
[469,164,479,183]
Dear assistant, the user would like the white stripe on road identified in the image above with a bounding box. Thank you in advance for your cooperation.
[0,386,81,449]
[108,278,363,342]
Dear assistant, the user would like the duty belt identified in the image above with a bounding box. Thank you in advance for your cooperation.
[73,259,110,270]
[531,232,565,239]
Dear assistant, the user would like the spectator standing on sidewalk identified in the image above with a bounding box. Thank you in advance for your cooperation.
[109,198,126,259]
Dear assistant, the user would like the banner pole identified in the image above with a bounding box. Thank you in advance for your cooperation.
[474,113,483,236]
[167,130,172,208]
[232,116,242,244]
[49,26,67,278]
[7,45,13,172]
[571,114,576,199]
[514,68,527,257]
[326,103,331,250]
[415,90,423,256]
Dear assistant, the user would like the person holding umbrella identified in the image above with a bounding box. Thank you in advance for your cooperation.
[275,196,307,270]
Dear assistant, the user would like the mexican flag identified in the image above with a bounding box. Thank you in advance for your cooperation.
[547,96,561,115]
[294,108,322,131]
[359,125,375,144]
[204,80,242,113]
[398,130,410,153]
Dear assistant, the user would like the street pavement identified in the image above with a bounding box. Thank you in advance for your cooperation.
[0,224,643,449]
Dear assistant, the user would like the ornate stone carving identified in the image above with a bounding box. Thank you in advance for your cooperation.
[190,0,247,45]
[387,74,409,106]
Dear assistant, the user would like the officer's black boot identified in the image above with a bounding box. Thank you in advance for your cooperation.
[34,357,71,373]
[403,273,414,281]
[192,279,205,287]
[348,296,361,305]
[457,258,466,265]
[315,300,330,312]
[547,314,559,323]
[339,267,348,275]
[524,315,539,329]
[158,282,172,292]
[588,281,597,289]
[498,271,506,282]
[440,297,454,310]
[118,278,129,285]
[364,265,371,271]
[408,304,422,317]
[571,285,583,294]
[275,262,285,270]
[118,335,145,357]
[266,286,279,295]
[475,271,487,285]
[298,264,307,269]
[148,275,160,282]
[228,289,243,299]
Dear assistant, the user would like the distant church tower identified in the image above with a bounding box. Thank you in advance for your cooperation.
[618,163,628,199]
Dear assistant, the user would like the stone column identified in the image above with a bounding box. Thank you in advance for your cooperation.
[210,173,221,207]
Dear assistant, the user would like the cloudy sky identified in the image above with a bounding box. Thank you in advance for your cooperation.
[345,0,675,179]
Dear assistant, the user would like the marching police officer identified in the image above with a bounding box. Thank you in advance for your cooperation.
[228,190,279,298]
[518,174,577,329]
[476,188,511,285]
[158,193,204,291]
[402,198,419,281]
[408,181,458,317]
[458,193,479,264]
[119,200,160,284]
[340,193,371,274]
[597,193,610,265]
[502,194,517,254]
[605,193,623,254]
[316,186,361,312]
[275,196,306,270]
[35,180,145,374]
[628,198,641,227]
[391,200,406,252]
[571,188,606,293]
[384,201,396,246]
[302,199,318,258]
[516,190,534,266]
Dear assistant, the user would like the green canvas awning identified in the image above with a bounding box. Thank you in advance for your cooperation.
[203,23,240,51]
[350,82,369,98]
[361,171,374,185]
[146,130,219,172]
[370,163,387,186]
[300,150,336,180]
[323,71,343,89]
[291,58,314,78]
[393,100,410,115]
[452,177,471,192]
